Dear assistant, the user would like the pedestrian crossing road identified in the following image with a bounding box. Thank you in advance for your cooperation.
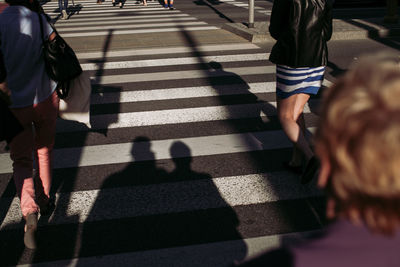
[0,1,329,266]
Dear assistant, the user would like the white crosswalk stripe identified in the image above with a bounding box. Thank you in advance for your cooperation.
[217,0,272,15]
[44,0,218,36]
[75,43,262,59]
[0,0,326,265]
[1,128,318,173]
[1,171,322,228]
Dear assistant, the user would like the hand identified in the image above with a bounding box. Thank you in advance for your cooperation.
[0,81,11,105]
[49,31,56,41]
[0,81,10,97]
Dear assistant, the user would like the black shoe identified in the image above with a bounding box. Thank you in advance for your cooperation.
[39,198,55,216]
[282,161,302,174]
[300,156,319,184]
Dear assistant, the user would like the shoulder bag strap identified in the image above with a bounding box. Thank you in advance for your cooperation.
[37,12,45,44]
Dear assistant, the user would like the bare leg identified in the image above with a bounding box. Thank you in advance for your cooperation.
[277,93,314,163]
[290,113,306,165]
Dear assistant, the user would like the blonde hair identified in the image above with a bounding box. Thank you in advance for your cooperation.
[315,57,400,235]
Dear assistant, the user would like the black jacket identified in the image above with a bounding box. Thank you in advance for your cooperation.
[269,0,333,68]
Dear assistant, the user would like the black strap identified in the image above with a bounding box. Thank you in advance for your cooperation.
[56,81,70,99]
[37,12,45,46]
[38,13,65,97]
[38,13,57,46]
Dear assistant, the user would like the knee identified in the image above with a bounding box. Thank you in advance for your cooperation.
[10,149,33,167]
[278,110,295,124]
[11,157,33,174]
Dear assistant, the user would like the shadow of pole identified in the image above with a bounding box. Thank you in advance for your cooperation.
[345,19,400,51]
[193,0,234,23]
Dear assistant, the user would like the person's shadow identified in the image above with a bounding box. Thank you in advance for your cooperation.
[168,141,211,181]
[164,141,247,265]
[76,136,169,260]
[75,139,246,265]
[99,136,169,188]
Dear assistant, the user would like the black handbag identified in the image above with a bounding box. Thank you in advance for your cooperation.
[38,13,82,99]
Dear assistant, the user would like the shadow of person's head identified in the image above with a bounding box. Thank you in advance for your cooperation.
[170,141,192,170]
[209,61,223,71]
[131,136,154,162]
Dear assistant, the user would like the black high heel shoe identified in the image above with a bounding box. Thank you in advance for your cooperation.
[300,156,319,184]
[39,197,55,216]
[282,161,302,174]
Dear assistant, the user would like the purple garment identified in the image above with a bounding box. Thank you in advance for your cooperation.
[237,219,400,267]
[292,219,400,267]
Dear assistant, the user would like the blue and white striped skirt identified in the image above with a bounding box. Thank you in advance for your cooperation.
[276,65,325,99]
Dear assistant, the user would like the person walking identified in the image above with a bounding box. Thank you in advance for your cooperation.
[234,57,400,267]
[59,0,68,19]
[164,0,174,9]
[111,0,127,8]
[0,0,58,249]
[269,0,333,184]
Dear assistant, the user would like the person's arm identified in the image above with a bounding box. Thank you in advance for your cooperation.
[49,31,56,41]
[322,0,333,41]
[0,50,6,83]
[269,0,290,40]
[0,50,10,103]
[38,12,56,41]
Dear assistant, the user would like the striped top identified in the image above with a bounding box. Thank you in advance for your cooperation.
[276,65,325,99]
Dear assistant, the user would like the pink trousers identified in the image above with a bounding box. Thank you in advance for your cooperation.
[9,91,59,217]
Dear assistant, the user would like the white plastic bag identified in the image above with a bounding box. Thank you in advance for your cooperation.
[58,72,91,128]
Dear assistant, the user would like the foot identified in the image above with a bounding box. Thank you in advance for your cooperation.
[119,2,123,7]
[169,4,175,9]
[164,4,168,8]
[282,161,302,174]
[61,9,68,20]
[39,197,55,217]
[24,213,38,249]
[300,156,319,184]
[112,0,116,6]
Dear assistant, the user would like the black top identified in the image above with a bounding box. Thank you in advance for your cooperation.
[269,0,333,68]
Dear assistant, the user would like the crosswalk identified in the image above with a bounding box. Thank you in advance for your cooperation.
[0,1,327,266]
[48,0,219,37]
[216,0,272,15]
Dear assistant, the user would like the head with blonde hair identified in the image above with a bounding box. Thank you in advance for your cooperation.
[315,56,400,235]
